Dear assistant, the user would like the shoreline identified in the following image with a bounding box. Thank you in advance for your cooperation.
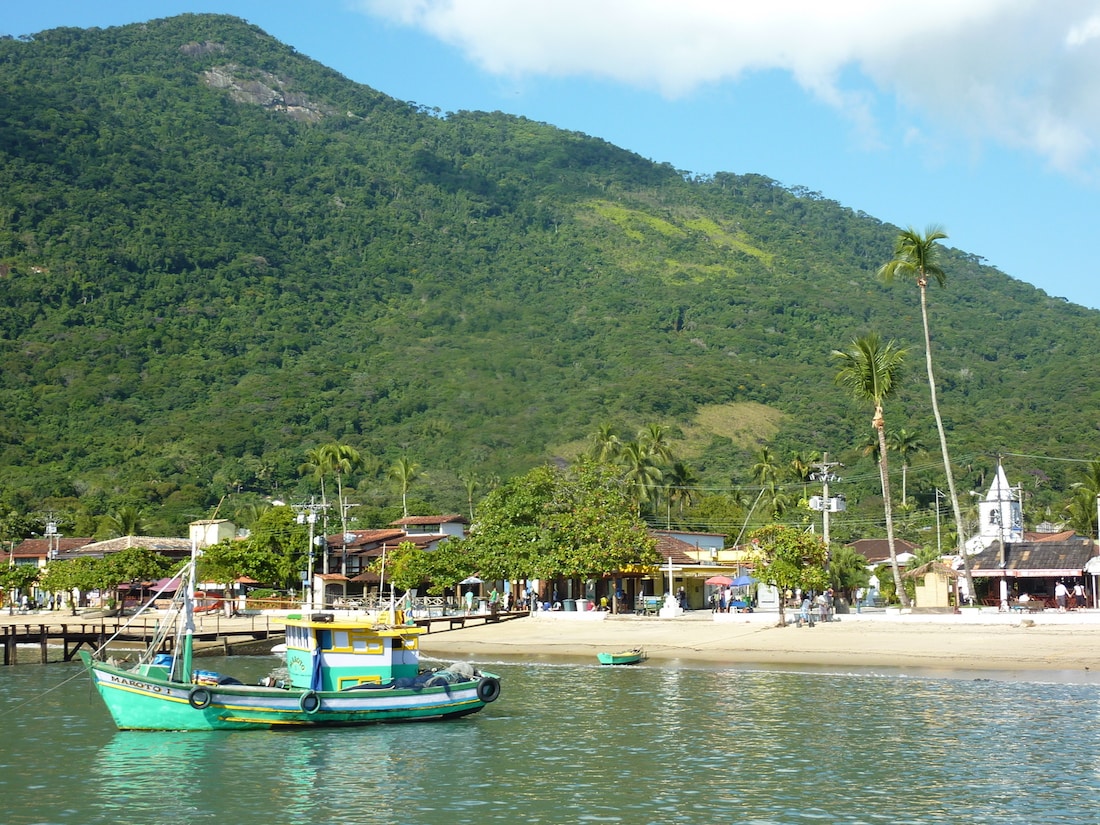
[6,608,1098,682]
[418,610,1100,681]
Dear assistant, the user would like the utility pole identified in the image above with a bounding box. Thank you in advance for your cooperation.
[293,499,329,611]
[809,453,845,564]
[934,488,944,556]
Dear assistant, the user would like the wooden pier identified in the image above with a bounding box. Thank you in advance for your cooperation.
[0,616,277,665]
[0,610,527,665]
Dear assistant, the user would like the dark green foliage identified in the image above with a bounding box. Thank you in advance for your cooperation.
[1,15,1099,537]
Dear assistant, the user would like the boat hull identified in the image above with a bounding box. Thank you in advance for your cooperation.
[79,652,498,731]
[597,649,644,666]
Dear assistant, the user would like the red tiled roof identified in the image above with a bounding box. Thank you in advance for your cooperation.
[335,529,407,551]
[389,514,468,526]
[847,538,920,564]
[652,534,699,565]
[11,537,92,557]
[1023,530,1087,543]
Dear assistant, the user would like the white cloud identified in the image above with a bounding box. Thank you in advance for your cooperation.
[356,0,1100,178]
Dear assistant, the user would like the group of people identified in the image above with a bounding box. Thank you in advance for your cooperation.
[709,586,751,613]
[795,589,835,627]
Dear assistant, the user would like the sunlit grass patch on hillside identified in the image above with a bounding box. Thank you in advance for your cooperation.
[680,402,785,455]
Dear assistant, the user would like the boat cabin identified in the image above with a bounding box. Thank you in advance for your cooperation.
[281,613,425,691]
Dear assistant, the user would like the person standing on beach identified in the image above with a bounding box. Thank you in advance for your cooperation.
[1055,581,1069,612]
[1073,582,1086,609]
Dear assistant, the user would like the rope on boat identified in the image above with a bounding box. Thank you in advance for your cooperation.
[90,574,186,661]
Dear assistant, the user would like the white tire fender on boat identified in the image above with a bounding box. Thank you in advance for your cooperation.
[188,687,213,709]
[476,676,500,704]
[299,690,321,713]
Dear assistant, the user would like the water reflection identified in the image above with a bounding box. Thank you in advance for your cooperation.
[2,659,1098,825]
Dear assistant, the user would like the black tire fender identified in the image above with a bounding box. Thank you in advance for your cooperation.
[476,676,500,704]
[299,690,321,713]
[188,687,212,710]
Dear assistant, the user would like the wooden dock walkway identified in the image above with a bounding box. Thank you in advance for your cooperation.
[0,616,277,665]
[1,609,529,665]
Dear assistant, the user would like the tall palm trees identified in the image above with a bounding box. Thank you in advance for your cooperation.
[300,442,362,573]
[879,226,975,602]
[833,333,911,607]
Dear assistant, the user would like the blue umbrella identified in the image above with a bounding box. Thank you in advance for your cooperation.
[731,574,757,587]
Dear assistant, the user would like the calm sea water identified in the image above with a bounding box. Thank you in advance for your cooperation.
[0,653,1097,825]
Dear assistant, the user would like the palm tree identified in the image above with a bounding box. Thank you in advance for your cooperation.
[1064,458,1100,537]
[617,440,664,514]
[321,443,363,572]
[833,333,911,607]
[589,424,622,463]
[459,472,480,522]
[888,427,926,506]
[388,456,421,518]
[665,461,699,518]
[298,447,329,504]
[104,506,143,538]
[879,225,975,602]
[638,423,674,464]
[751,446,785,518]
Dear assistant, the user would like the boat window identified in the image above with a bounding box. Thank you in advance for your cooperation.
[286,625,312,650]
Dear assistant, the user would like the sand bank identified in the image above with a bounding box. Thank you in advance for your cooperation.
[419,610,1100,678]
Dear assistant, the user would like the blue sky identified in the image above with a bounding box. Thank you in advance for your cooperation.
[5,1,1099,310]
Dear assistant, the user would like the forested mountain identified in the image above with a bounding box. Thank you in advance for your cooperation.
[1,14,1098,536]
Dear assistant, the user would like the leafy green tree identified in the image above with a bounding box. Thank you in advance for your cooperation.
[879,225,975,602]
[747,523,829,627]
[1,564,40,611]
[416,538,479,596]
[462,460,657,585]
[196,539,261,607]
[461,465,559,582]
[240,506,308,591]
[833,333,911,607]
[383,540,431,592]
[543,459,659,579]
[99,546,173,612]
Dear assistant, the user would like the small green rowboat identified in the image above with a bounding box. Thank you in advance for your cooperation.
[597,648,646,666]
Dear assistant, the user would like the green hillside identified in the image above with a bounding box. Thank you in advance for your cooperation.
[1,14,1098,537]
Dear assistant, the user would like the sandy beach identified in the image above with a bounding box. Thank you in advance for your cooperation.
[417,609,1100,678]
[5,607,1098,679]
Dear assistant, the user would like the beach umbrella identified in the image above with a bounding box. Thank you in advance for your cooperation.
[460,576,483,585]
[704,575,733,586]
[731,574,757,587]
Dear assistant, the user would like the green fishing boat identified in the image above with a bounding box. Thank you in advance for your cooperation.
[78,546,501,731]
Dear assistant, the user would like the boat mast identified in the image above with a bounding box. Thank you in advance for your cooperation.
[177,539,198,683]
